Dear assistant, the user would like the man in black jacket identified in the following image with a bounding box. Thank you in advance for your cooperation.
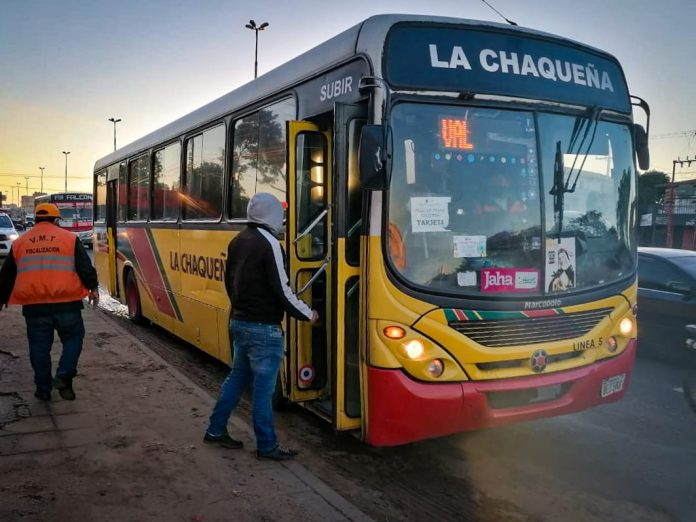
[204,193,317,461]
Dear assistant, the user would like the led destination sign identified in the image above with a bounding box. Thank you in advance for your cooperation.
[385,26,631,113]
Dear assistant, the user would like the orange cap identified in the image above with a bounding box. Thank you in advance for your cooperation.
[35,203,61,219]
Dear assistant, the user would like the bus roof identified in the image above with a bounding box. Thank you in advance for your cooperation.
[94,13,625,172]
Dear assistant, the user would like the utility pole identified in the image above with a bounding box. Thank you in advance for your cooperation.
[16,182,21,206]
[666,156,695,248]
[24,177,30,196]
[108,117,122,151]
[39,166,45,194]
[62,151,71,192]
[245,20,269,79]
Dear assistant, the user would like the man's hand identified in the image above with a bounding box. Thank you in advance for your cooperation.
[310,309,319,325]
[88,288,100,308]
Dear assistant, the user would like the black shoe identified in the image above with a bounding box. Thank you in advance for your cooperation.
[34,389,51,401]
[53,377,75,401]
[203,431,243,449]
[256,445,299,461]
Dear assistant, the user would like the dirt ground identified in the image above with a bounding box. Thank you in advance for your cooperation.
[0,304,369,522]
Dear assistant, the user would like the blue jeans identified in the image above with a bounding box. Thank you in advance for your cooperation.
[25,310,85,392]
[207,320,284,452]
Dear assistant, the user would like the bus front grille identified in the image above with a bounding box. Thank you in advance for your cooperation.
[449,307,613,347]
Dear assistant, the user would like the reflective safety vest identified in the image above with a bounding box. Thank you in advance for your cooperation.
[9,222,89,305]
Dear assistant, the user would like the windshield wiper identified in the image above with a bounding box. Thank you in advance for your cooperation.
[548,107,602,240]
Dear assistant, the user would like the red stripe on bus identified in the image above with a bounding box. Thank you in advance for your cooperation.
[522,309,559,318]
[127,229,176,319]
[454,309,468,321]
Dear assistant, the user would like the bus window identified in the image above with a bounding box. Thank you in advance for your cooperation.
[152,142,181,221]
[118,162,127,222]
[255,99,295,202]
[185,124,224,220]
[95,171,107,222]
[230,113,258,218]
[128,155,149,221]
[229,98,296,219]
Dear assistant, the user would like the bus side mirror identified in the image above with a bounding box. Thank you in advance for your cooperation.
[359,125,389,190]
[634,123,650,171]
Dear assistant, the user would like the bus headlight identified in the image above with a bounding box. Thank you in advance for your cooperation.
[427,359,445,378]
[619,317,634,336]
[402,339,425,359]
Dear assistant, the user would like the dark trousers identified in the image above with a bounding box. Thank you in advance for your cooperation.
[25,310,85,392]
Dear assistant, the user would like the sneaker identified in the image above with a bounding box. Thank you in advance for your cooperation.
[53,377,75,401]
[203,431,243,449]
[34,389,51,401]
[255,445,299,461]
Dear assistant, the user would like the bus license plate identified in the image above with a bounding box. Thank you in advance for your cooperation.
[600,374,626,398]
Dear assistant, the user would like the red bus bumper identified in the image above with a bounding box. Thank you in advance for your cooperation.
[365,340,636,447]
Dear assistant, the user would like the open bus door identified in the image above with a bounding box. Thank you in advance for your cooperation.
[105,170,119,297]
[332,103,367,431]
[286,122,333,406]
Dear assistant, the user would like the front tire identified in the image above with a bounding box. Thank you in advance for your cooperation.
[125,270,147,325]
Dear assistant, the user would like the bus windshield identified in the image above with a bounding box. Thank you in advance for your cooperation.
[387,102,636,296]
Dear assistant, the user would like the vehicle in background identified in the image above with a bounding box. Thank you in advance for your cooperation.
[0,212,19,257]
[684,324,696,412]
[637,247,696,366]
[34,192,93,247]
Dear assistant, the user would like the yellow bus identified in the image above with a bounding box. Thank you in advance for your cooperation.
[93,14,650,446]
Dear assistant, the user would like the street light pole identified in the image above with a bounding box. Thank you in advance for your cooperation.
[16,182,21,206]
[108,117,122,151]
[245,20,269,79]
[62,151,70,192]
[39,166,45,194]
[24,177,29,196]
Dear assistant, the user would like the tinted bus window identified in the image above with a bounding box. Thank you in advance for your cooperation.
[256,99,295,202]
[118,162,127,222]
[128,155,149,221]
[185,124,224,220]
[229,98,295,218]
[153,142,181,221]
[95,170,107,222]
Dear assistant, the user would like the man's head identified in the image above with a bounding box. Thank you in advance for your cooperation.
[247,192,284,235]
[34,203,61,223]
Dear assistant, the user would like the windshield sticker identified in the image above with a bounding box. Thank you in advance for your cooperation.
[546,238,576,291]
[410,197,451,232]
[404,139,416,184]
[481,268,540,293]
[457,271,477,287]
[453,235,487,258]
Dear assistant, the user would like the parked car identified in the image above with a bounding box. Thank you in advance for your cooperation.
[0,213,19,257]
[637,247,696,366]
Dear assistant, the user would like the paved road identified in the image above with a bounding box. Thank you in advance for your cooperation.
[99,288,696,522]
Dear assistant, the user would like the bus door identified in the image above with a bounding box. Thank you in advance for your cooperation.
[332,103,367,430]
[287,122,332,404]
[105,173,119,297]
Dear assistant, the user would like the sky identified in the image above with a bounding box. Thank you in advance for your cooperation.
[1,0,695,206]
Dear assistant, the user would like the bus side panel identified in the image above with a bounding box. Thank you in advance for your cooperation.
[93,223,111,295]
[175,229,229,360]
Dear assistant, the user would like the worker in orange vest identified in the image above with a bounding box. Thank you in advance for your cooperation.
[0,203,99,401]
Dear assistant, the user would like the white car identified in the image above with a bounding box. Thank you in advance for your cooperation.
[0,213,19,257]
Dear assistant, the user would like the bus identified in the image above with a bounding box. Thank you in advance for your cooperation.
[93,14,650,446]
[35,192,94,247]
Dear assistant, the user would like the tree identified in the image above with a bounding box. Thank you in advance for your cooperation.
[637,170,669,213]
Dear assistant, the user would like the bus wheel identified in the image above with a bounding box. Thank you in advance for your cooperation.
[126,271,146,325]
